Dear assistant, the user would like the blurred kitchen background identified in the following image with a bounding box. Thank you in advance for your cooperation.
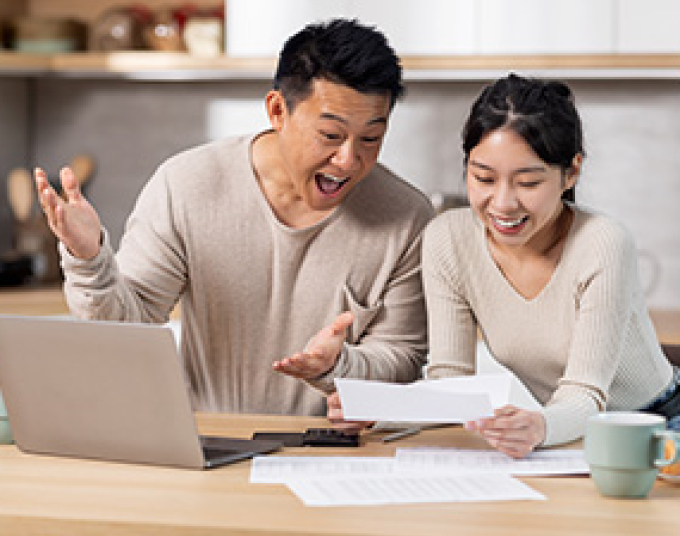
[0,0,679,310]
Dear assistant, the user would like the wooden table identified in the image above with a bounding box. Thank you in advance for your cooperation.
[0,413,678,536]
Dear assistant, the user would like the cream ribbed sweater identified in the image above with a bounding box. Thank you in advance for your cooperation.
[61,133,434,416]
[422,207,672,446]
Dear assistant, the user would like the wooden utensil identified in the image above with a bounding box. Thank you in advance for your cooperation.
[6,168,34,222]
[69,154,95,187]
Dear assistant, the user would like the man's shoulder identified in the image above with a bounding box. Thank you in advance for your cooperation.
[350,164,435,222]
[161,135,251,174]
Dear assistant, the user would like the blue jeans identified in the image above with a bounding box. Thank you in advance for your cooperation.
[641,366,680,431]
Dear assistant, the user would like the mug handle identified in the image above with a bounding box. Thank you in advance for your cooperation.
[653,430,680,468]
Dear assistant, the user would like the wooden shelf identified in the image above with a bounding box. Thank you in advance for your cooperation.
[51,52,276,79]
[0,51,51,73]
[401,54,680,80]
[2,51,680,81]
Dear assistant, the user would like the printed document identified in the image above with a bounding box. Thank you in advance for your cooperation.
[250,456,396,483]
[286,473,546,507]
[395,448,589,476]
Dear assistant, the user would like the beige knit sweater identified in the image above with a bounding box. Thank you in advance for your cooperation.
[422,207,672,446]
[61,133,434,415]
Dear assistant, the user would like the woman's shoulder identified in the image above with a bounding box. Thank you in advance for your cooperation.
[423,208,481,264]
[570,206,636,253]
[424,207,476,239]
[563,207,639,280]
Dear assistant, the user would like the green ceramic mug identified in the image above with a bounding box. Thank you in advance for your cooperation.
[585,412,680,498]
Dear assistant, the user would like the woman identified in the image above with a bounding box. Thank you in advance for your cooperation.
[419,73,679,458]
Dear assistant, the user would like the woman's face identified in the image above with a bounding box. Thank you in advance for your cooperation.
[466,128,579,252]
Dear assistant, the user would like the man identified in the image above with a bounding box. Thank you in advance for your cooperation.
[35,19,434,416]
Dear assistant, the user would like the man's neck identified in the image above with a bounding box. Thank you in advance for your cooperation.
[250,132,333,229]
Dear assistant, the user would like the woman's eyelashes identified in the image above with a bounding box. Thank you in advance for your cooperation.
[472,175,543,189]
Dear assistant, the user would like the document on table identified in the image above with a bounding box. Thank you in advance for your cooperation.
[286,473,546,507]
[250,456,396,483]
[395,448,589,476]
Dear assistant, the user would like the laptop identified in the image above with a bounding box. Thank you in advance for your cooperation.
[0,315,281,469]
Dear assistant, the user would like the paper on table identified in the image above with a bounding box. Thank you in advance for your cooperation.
[395,448,589,476]
[250,456,396,483]
[286,473,546,507]
[335,374,515,423]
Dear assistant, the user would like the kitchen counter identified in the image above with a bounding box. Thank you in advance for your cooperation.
[1,286,678,343]
[0,286,180,319]
[0,285,69,316]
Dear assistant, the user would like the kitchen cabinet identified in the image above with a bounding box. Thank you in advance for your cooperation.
[226,0,477,57]
[478,0,615,54]
[618,0,680,53]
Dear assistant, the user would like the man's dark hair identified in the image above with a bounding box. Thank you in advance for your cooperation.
[273,18,404,112]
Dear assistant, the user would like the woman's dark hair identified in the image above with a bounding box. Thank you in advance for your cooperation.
[462,74,584,203]
[273,18,404,112]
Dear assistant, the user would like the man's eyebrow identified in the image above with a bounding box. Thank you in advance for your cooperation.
[319,113,387,126]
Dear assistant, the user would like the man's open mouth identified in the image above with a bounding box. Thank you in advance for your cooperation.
[315,173,350,196]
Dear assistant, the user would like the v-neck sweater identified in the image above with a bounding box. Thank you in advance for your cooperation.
[60,133,434,415]
[422,206,673,446]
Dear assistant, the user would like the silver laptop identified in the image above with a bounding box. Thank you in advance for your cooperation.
[0,315,281,469]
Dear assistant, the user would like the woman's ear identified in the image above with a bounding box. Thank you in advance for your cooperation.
[564,153,583,190]
[265,90,288,132]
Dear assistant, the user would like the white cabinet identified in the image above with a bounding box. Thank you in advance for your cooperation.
[477,0,615,54]
[226,0,680,57]
[617,0,680,53]
[226,0,349,57]
[226,0,475,56]
[348,0,475,55]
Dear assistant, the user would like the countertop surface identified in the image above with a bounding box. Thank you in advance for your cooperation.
[1,285,677,344]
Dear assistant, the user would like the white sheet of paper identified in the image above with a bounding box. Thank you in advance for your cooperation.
[286,473,546,507]
[415,373,541,411]
[395,448,589,476]
[335,378,494,423]
[423,374,512,408]
[250,456,396,483]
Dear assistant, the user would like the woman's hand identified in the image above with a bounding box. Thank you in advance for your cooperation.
[326,391,374,433]
[465,405,546,459]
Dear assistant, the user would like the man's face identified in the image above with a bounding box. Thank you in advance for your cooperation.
[269,78,391,212]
